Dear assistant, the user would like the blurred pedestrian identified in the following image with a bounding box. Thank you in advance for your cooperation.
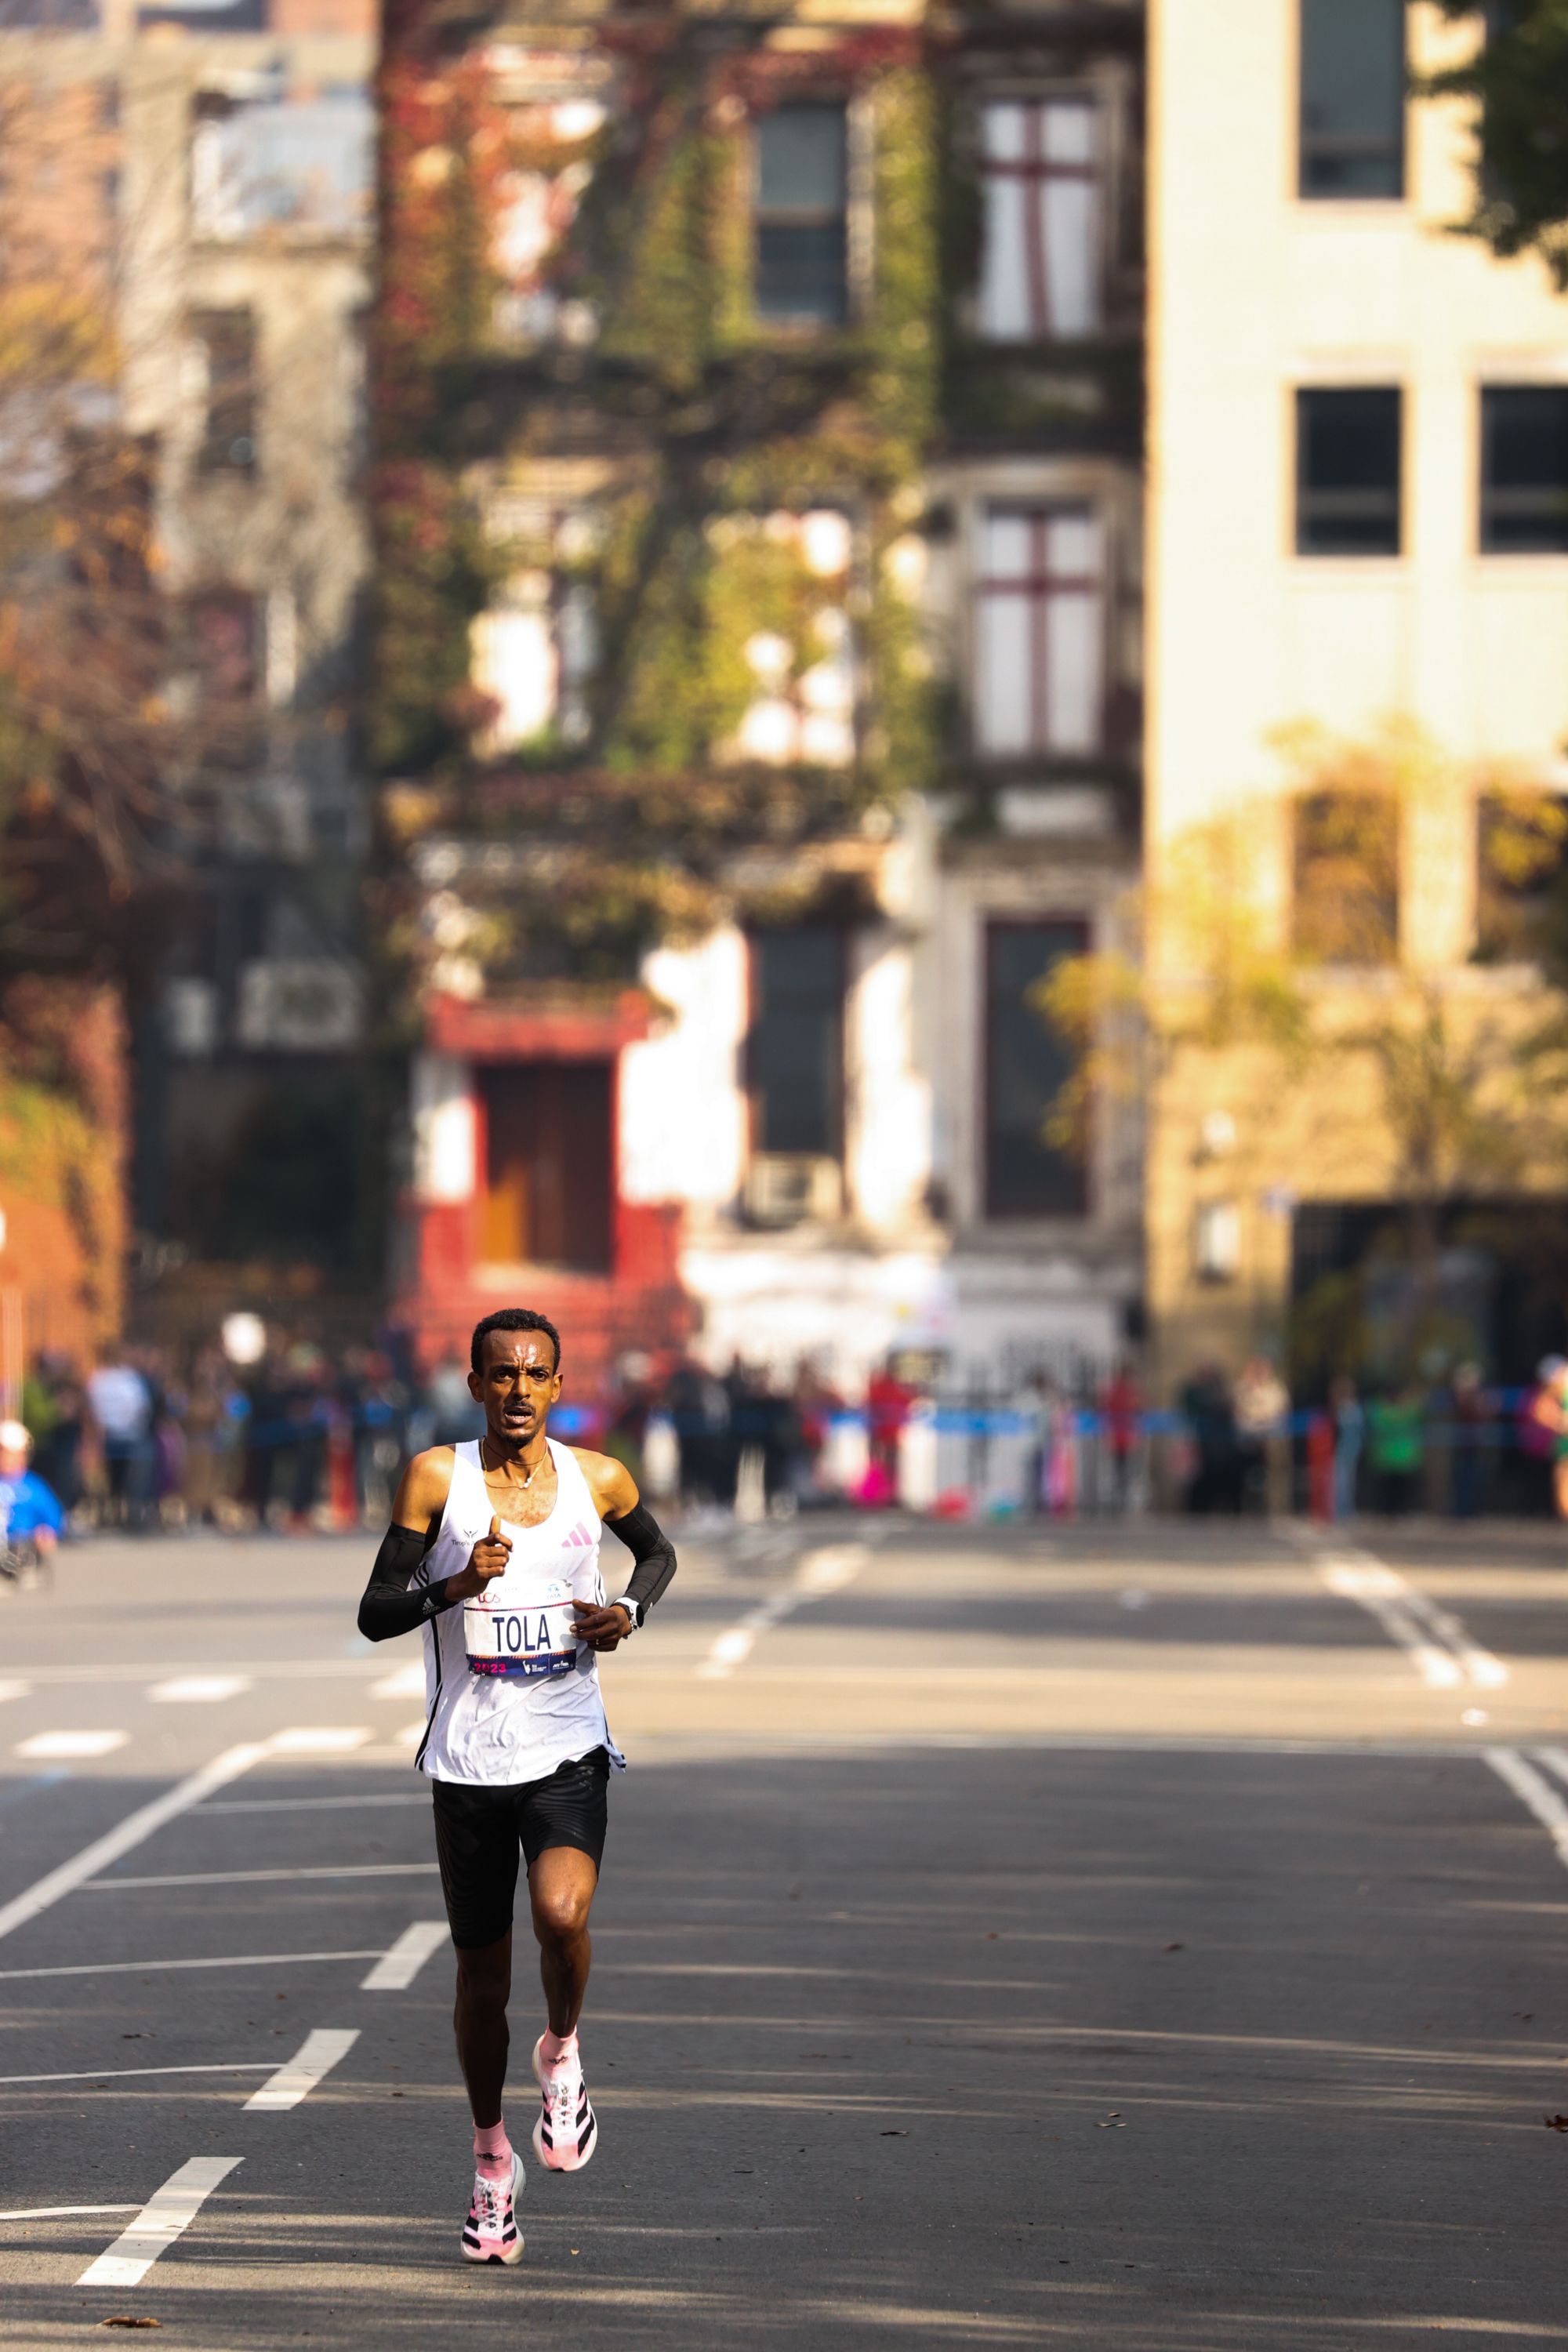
[1235,1354,1290,1516]
[1528,1357,1568,1521]
[1180,1362,1242,1514]
[1519,1356,1563,1517]
[0,1418,64,1567]
[1367,1381,1425,1516]
[1100,1360,1142,1513]
[665,1356,728,1513]
[31,1359,87,1518]
[1033,1377,1078,1517]
[87,1348,154,1529]
[1448,1361,1493,1519]
[183,1350,242,1527]
[1329,1373,1363,1522]
[789,1360,840,1505]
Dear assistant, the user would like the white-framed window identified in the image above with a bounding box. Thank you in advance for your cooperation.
[471,570,596,753]
[978,96,1102,342]
[974,505,1105,758]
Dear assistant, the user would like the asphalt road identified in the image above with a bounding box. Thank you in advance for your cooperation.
[3,1512,1568,2348]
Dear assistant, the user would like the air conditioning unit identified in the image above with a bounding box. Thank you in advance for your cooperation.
[744,1153,843,1229]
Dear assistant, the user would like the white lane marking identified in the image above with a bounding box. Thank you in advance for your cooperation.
[1530,1745,1568,1796]
[0,1679,30,1703]
[269,1726,373,1754]
[242,2027,359,2112]
[361,1919,448,1990]
[200,1794,430,1815]
[1487,1747,1568,1869]
[0,2203,140,2220]
[0,1947,382,1983]
[371,1660,426,1700]
[16,1730,129,1759]
[0,2062,274,2087]
[82,1862,440,1892]
[0,1740,268,1946]
[150,1676,252,1704]
[698,1543,870,1681]
[77,2155,241,2288]
[1316,1555,1508,1690]
[394,1718,427,1744]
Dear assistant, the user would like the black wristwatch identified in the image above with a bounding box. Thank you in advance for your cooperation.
[613,1594,644,1632]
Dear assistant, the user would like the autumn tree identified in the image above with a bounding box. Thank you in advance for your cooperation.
[1040,722,1568,1384]
[1427,2,1568,285]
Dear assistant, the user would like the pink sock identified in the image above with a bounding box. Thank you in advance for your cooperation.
[473,2118,512,2181]
[541,2029,578,2073]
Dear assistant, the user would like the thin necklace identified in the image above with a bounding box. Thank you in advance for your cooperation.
[481,1437,539,1489]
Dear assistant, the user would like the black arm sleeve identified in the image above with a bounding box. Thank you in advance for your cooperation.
[604,1501,677,1614]
[357,1523,458,1643]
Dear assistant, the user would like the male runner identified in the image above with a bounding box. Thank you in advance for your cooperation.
[358,1307,677,2266]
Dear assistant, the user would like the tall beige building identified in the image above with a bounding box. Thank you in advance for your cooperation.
[1145,0,1568,1388]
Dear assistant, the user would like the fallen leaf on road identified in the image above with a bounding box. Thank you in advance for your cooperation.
[1163,1943,1185,1953]
[100,2321,160,2331]
[1543,2114,1568,2131]
[880,2129,908,2137]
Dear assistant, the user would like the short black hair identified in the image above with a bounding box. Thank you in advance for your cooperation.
[470,1308,562,1377]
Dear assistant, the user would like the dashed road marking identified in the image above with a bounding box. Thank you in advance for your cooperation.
[15,1730,128,1759]
[0,1680,30,1704]
[1316,1554,1508,1691]
[698,1544,870,1681]
[0,1740,267,1946]
[243,2027,359,2112]
[1487,1748,1568,1868]
[362,1919,448,1990]
[77,2156,242,2288]
[150,1675,252,1704]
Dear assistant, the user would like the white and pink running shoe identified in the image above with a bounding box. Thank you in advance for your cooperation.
[532,2034,597,2172]
[461,2150,524,2264]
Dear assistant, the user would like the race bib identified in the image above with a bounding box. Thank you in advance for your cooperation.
[464,1578,579,1680]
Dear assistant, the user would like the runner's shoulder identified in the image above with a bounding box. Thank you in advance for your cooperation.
[568,1446,638,1519]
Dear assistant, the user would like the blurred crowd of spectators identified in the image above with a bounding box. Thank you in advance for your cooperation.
[7,1336,1568,1541]
[1176,1353,1568,1520]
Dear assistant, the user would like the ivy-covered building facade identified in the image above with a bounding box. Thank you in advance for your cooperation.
[378,0,1145,1400]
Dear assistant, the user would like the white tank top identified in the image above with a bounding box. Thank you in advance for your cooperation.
[414,1438,625,1787]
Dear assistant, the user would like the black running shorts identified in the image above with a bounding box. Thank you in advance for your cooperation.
[431,1749,610,1951]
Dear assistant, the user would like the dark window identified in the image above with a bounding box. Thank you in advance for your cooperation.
[478,1062,612,1272]
[755,105,848,327]
[1294,792,1399,964]
[748,928,844,1157]
[1475,789,1568,960]
[1480,387,1568,554]
[191,307,257,474]
[1297,387,1402,556]
[1299,0,1406,199]
[984,920,1087,1221]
